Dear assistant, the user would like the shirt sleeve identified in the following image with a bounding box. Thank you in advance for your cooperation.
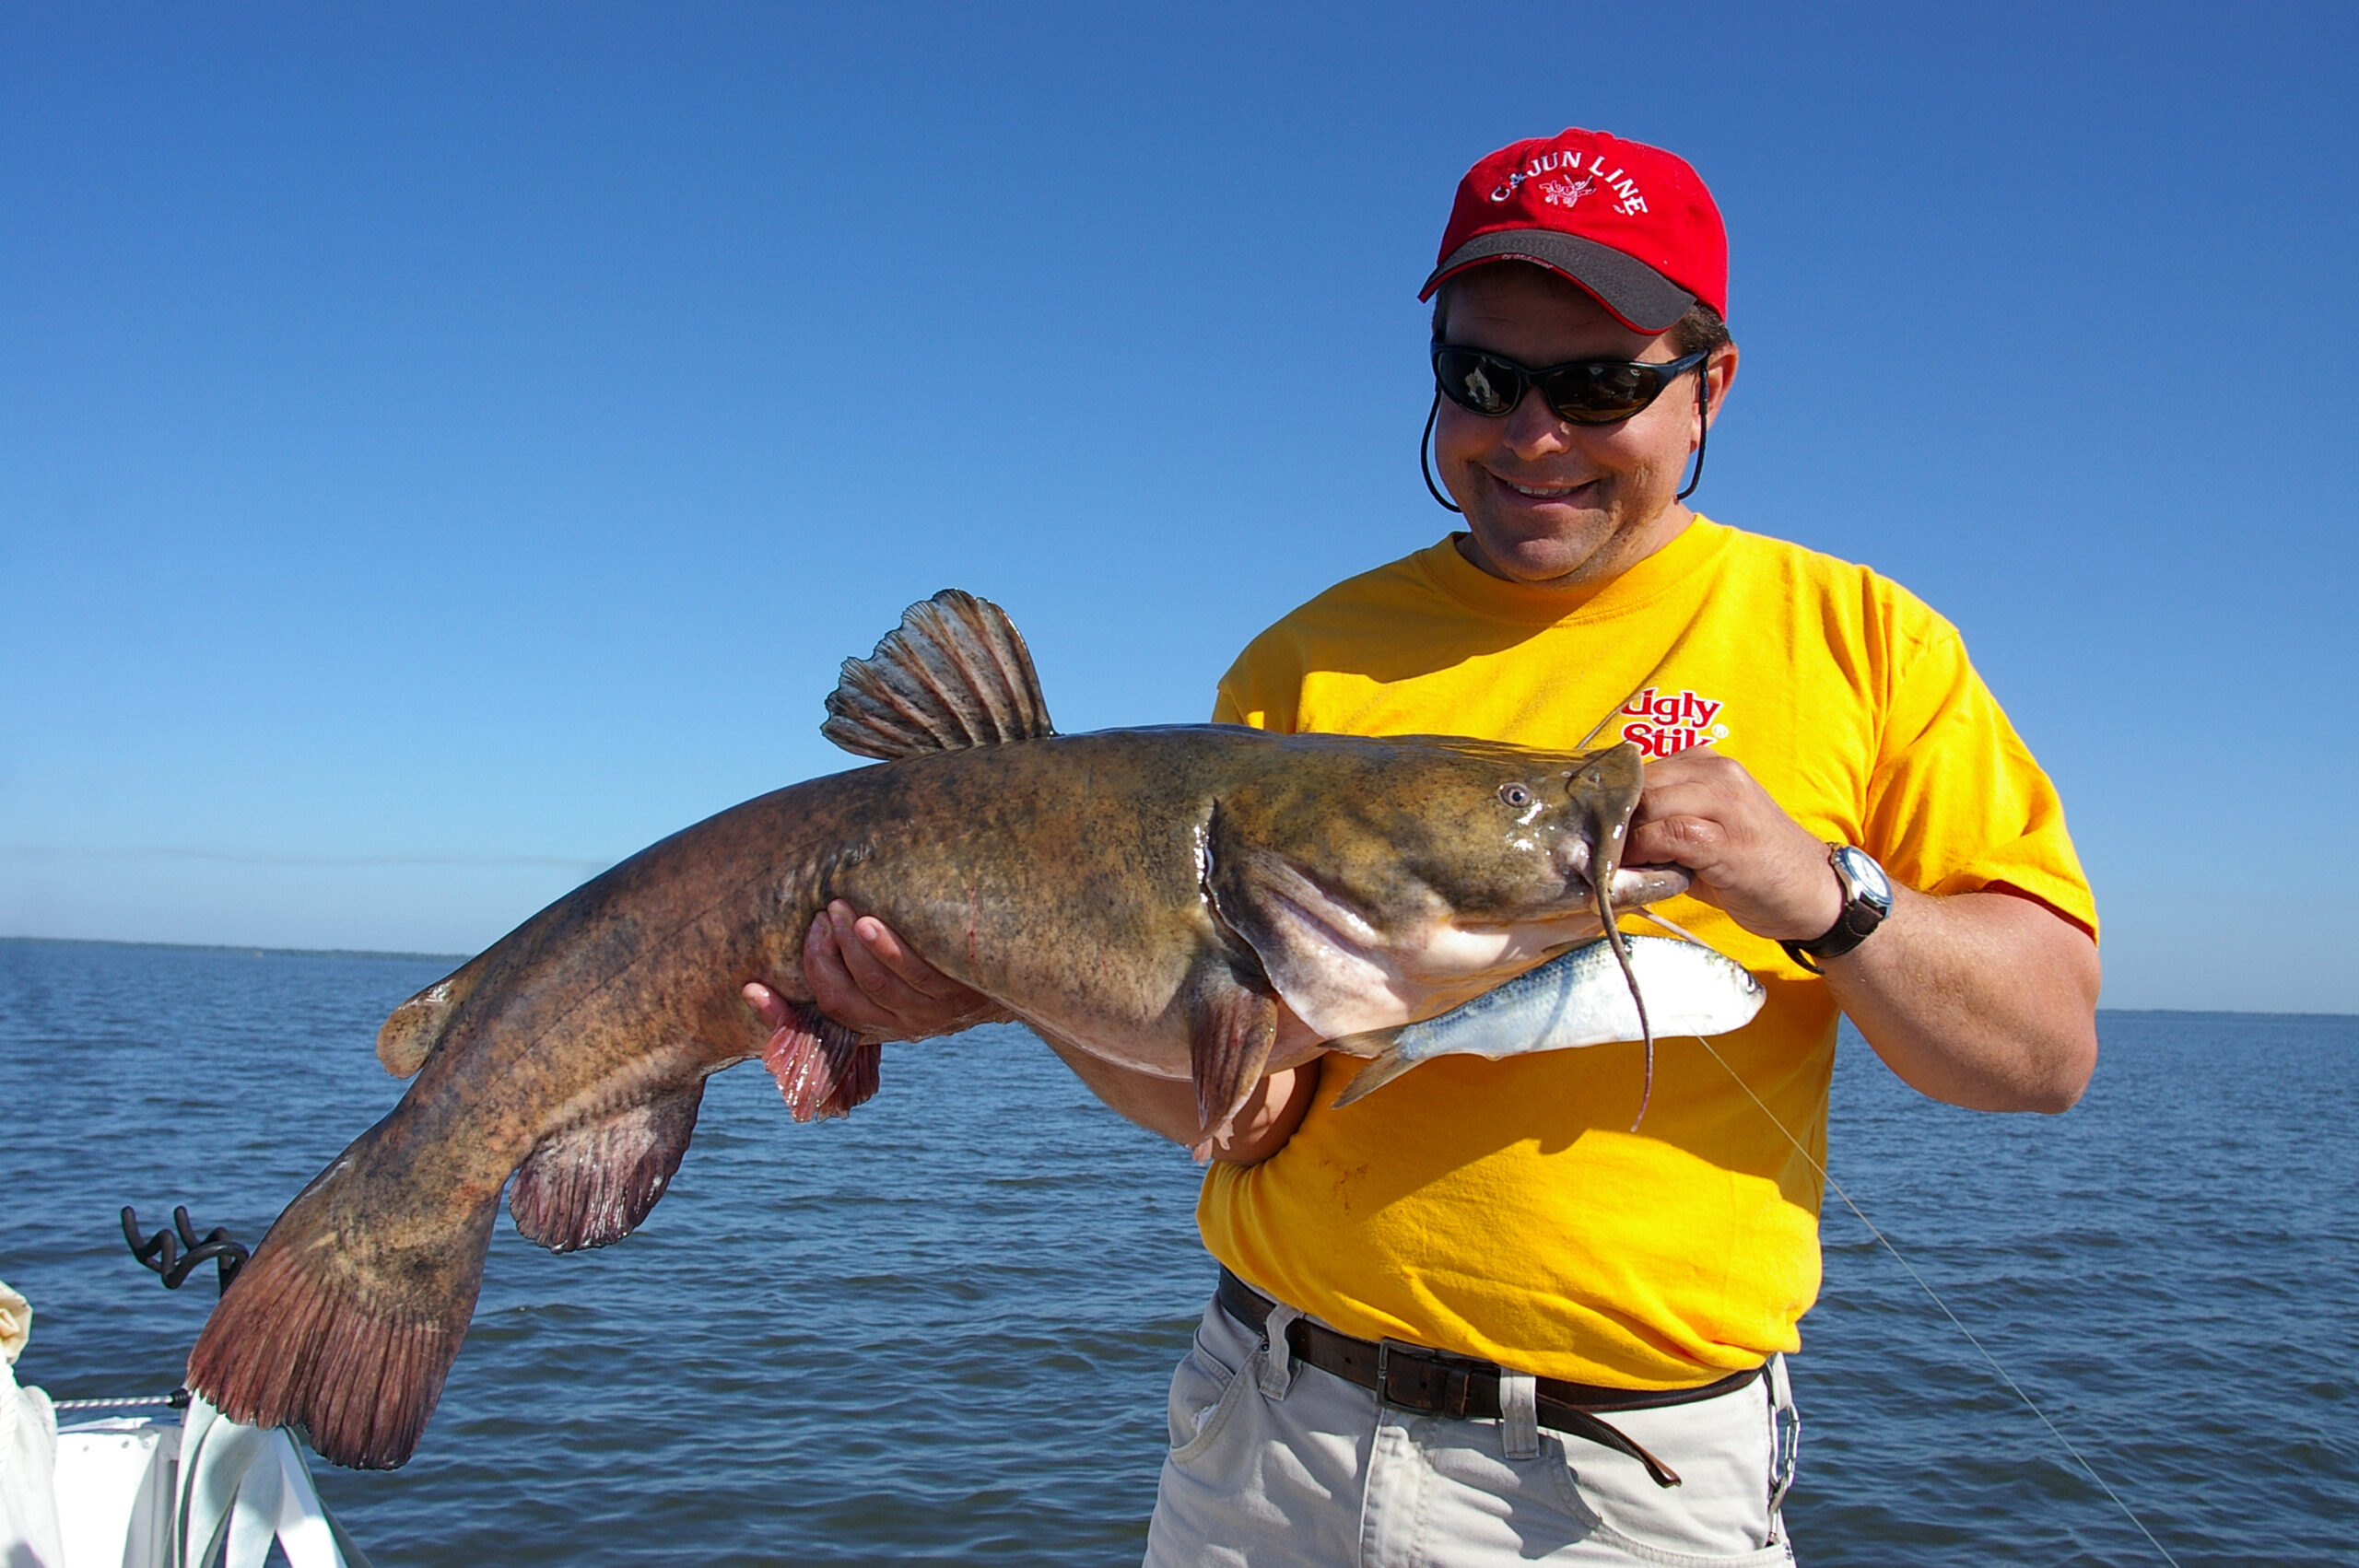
[1211,635,1301,732]
[1860,621,2098,942]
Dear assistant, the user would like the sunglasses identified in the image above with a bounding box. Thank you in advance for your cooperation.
[1431,345,1708,425]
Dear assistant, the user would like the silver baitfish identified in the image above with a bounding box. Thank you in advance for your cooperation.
[1329,933,1766,1107]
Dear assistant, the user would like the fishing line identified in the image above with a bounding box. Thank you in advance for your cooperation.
[1631,906,1706,945]
[1573,687,1649,751]
[1684,1028,2186,1568]
[1579,731,2167,1550]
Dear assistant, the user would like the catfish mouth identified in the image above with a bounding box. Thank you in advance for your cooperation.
[1555,836,1692,911]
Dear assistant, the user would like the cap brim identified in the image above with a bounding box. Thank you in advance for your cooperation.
[1419,230,1695,333]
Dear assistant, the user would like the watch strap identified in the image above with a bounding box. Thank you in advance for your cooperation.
[1780,845,1889,974]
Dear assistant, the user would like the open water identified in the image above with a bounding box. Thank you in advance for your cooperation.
[1,938,2352,1565]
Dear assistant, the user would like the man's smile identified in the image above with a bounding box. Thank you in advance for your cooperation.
[1490,472,1601,503]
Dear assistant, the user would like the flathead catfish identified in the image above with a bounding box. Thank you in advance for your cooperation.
[188,591,1689,1470]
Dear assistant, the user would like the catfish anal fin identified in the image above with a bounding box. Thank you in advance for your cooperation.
[821,590,1055,760]
[509,1081,708,1253]
[763,1003,883,1123]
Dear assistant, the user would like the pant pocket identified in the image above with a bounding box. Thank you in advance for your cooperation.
[1167,1332,1243,1450]
[1541,1391,1796,1567]
[1167,1297,1268,1462]
[1575,1520,1794,1568]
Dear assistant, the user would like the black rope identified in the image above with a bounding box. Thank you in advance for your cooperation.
[1419,391,1463,513]
[1425,371,1711,511]
[1676,365,1710,501]
[122,1205,249,1295]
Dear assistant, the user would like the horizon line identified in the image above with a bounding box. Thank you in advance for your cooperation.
[0,933,467,964]
[2,935,2353,1021]
[0,843,610,872]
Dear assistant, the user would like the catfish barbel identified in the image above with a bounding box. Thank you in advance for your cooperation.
[188,591,1691,1469]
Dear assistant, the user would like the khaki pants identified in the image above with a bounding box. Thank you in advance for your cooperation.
[1145,1292,1799,1568]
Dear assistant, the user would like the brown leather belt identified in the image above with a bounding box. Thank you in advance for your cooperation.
[1216,1269,1765,1490]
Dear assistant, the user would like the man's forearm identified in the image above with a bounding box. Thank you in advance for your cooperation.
[1039,1036,1316,1164]
[1627,753,2098,1115]
[1822,886,2099,1113]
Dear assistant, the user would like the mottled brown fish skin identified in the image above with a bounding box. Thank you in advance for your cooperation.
[189,723,1662,1469]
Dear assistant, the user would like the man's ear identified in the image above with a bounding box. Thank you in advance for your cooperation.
[1702,341,1740,425]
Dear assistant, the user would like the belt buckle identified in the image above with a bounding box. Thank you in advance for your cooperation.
[1374,1338,1471,1419]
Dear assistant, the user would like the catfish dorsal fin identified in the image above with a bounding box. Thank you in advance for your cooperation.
[821,590,1055,760]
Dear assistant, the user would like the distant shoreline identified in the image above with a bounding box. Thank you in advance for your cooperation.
[2088,1007,2359,1022]
[0,934,466,964]
[4,934,2352,1021]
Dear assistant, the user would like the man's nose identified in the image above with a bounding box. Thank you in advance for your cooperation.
[1498,387,1576,459]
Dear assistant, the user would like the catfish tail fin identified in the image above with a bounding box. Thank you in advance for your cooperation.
[187,1148,497,1470]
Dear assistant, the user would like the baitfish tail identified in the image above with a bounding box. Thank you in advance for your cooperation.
[1329,1037,1416,1108]
[186,1131,499,1471]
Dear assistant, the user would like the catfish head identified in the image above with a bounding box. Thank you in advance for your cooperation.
[1203,735,1687,1043]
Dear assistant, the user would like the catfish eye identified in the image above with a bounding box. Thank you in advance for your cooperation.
[1498,782,1533,808]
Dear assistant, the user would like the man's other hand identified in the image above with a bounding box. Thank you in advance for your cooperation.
[743,901,1007,1044]
[1626,750,1843,942]
[745,904,1311,1159]
[1627,748,2098,1114]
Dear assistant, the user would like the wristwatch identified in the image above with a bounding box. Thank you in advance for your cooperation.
[1780,844,1894,974]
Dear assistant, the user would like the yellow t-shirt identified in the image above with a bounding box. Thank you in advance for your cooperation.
[1198,518,2095,1388]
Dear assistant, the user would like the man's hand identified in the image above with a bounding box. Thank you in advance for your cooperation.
[1625,749,1845,942]
[1627,749,2100,1114]
[743,900,1007,1044]
[754,901,1316,1164]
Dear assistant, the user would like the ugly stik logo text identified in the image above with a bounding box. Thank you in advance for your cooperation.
[1617,687,1728,758]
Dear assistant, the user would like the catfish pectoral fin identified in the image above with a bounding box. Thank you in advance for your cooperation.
[187,1157,498,1471]
[509,1080,707,1253]
[1187,974,1278,1140]
[763,1002,882,1122]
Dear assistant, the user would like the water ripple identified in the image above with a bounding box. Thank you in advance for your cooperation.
[3,942,2353,1565]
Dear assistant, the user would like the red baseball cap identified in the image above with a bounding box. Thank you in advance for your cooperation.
[1421,129,1727,333]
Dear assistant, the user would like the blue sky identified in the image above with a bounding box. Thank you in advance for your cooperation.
[3,2,2353,1010]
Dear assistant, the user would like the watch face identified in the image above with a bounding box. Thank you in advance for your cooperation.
[1835,846,1893,909]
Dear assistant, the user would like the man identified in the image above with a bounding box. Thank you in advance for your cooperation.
[755,129,2099,1563]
